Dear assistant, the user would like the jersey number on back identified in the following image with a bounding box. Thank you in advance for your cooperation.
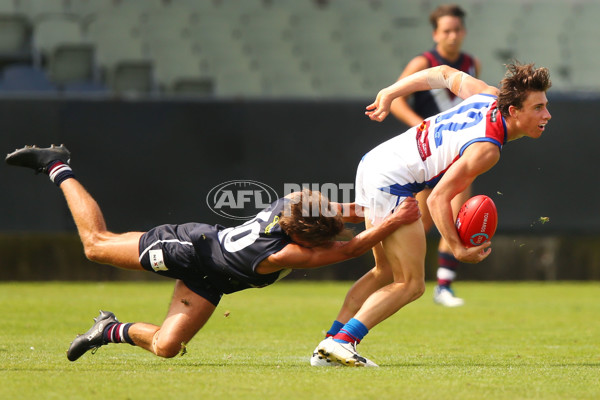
[417,101,489,160]
[220,209,273,252]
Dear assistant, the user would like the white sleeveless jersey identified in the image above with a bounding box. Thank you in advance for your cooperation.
[359,94,506,199]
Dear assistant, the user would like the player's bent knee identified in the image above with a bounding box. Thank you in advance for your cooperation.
[153,343,182,358]
[153,337,185,358]
[154,346,180,359]
[406,280,426,301]
[413,280,426,300]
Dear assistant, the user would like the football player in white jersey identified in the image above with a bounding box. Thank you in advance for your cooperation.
[312,62,551,367]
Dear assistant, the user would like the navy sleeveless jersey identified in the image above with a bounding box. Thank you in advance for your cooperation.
[191,198,293,294]
[412,48,477,119]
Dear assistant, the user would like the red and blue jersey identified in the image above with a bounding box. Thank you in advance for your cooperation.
[361,94,506,197]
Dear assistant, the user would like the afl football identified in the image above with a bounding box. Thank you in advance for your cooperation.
[455,195,498,247]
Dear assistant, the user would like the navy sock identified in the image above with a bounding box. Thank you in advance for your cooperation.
[103,322,134,345]
[437,251,459,286]
[333,318,368,344]
[46,160,74,186]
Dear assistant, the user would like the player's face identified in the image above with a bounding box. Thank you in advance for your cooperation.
[515,91,551,139]
[433,16,466,55]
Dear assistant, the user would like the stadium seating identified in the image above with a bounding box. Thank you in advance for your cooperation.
[32,17,86,57]
[19,0,73,22]
[46,43,96,87]
[0,0,596,97]
[30,16,98,87]
[0,13,31,60]
[375,0,425,18]
[148,40,209,94]
[214,68,263,97]
[268,0,319,14]
[83,7,154,94]
[0,63,58,92]
[261,69,316,98]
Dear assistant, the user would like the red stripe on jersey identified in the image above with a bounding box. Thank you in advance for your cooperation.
[422,51,477,103]
[458,54,476,76]
[427,154,461,186]
[485,101,506,144]
[423,51,438,67]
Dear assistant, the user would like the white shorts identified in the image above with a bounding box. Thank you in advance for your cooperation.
[355,157,410,226]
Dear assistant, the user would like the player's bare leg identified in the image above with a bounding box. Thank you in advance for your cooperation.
[59,179,214,360]
[352,218,426,328]
[317,211,425,367]
[416,188,434,232]
[128,280,216,357]
[311,222,397,366]
[58,178,144,270]
[67,280,216,360]
[5,144,143,270]
[3,145,198,360]
[334,241,395,324]
[60,176,215,360]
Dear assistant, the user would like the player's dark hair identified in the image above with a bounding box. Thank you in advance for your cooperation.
[279,189,349,247]
[497,62,552,117]
[429,4,466,30]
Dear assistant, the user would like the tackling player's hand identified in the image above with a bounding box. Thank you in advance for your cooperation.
[387,197,421,225]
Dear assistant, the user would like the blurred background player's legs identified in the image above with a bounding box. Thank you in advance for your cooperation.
[416,186,471,307]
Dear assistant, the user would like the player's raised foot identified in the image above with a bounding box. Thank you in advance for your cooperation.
[317,337,378,367]
[310,344,336,367]
[67,310,117,362]
[5,144,70,173]
[433,285,465,307]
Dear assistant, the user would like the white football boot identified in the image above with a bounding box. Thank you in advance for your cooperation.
[433,285,465,307]
[317,337,378,367]
[310,344,336,366]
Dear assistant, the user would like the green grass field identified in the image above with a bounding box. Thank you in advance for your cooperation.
[1,281,599,400]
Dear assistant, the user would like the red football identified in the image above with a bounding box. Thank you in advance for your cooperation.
[455,195,498,248]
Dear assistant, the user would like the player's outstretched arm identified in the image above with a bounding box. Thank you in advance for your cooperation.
[264,198,421,271]
[366,65,497,122]
[389,55,429,127]
[330,202,365,224]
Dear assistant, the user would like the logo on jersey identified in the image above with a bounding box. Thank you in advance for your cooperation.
[149,249,168,271]
[416,120,432,161]
[207,180,279,221]
[490,107,498,123]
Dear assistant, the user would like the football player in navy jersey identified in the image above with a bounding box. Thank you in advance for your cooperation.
[5,145,421,362]
[390,4,481,306]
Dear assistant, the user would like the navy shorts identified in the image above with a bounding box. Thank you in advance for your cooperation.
[138,224,224,306]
